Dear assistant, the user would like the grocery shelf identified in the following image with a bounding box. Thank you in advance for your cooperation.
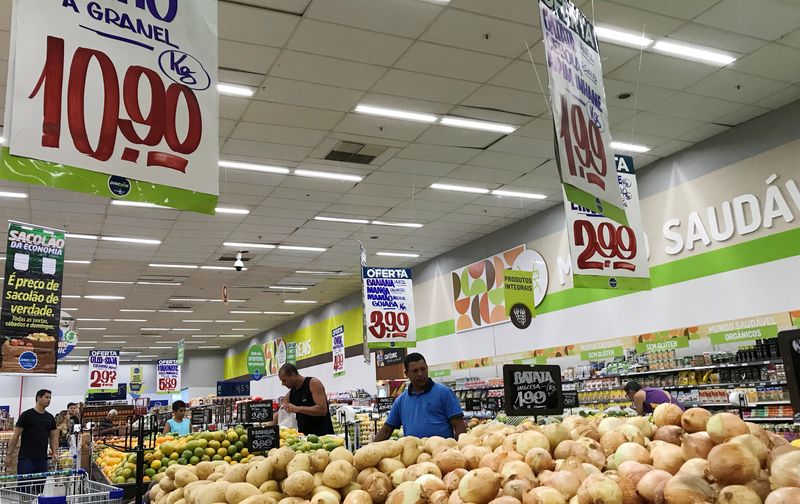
[686,401,791,408]
[663,380,786,391]
[452,386,504,393]
[610,359,783,378]
[579,398,631,405]
[744,417,795,422]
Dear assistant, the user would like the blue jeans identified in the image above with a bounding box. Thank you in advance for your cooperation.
[17,457,48,475]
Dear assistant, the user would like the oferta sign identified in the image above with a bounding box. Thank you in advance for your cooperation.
[636,337,689,353]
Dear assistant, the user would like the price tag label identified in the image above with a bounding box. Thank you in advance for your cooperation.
[247,426,279,453]
[562,391,579,409]
[377,397,395,413]
[503,364,564,416]
[363,267,416,348]
[157,359,181,394]
[246,401,274,423]
[482,397,502,411]
[191,407,212,426]
[465,398,482,412]
[88,350,119,391]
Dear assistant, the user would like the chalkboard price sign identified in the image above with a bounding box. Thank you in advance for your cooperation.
[482,397,502,411]
[381,349,406,366]
[562,390,579,409]
[190,407,212,426]
[247,426,279,452]
[377,397,395,413]
[217,381,250,397]
[246,401,274,423]
[503,364,563,416]
[465,398,482,412]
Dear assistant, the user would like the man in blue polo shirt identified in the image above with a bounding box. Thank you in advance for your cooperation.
[373,353,466,441]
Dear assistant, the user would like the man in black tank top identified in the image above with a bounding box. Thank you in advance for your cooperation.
[278,363,334,436]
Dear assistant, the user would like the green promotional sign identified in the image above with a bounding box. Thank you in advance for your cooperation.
[430,369,451,378]
[247,345,266,380]
[513,356,547,365]
[636,336,689,353]
[286,342,297,365]
[0,221,65,374]
[504,270,536,329]
[709,325,778,344]
[177,339,185,365]
[580,346,624,361]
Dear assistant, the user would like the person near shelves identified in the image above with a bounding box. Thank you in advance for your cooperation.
[97,409,119,436]
[55,410,71,448]
[67,402,81,429]
[5,389,58,475]
[373,352,466,442]
[278,363,335,436]
[624,381,685,416]
[163,400,191,436]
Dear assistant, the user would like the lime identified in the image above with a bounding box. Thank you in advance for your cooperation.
[189,456,200,465]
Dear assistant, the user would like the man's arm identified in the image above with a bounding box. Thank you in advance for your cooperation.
[373,398,401,443]
[286,378,328,416]
[5,427,22,468]
[450,417,467,438]
[633,390,646,416]
[372,423,394,443]
[49,428,58,457]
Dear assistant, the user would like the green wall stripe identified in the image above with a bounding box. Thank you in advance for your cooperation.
[415,226,800,341]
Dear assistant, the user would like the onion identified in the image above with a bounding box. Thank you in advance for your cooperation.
[444,469,467,492]
[676,458,706,478]
[625,417,653,439]
[706,413,748,444]
[503,478,533,501]
[679,408,710,434]
[635,469,671,504]
[653,426,683,446]
[661,474,714,504]
[540,471,581,500]
[556,458,588,482]
[542,424,571,452]
[605,473,643,504]
[484,433,506,451]
[517,431,551,457]
[562,416,588,434]
[525,448,555,474]
[746,422,772,448]
[500,461,536,485]
[598,418,625,437]
[770,433,791,448]
[729,434,769,468]
[416,474,446,499]
[769,450,800,488]
[650,444,684,475]
[463,446,491,470]
[555,441,577,460]
[766,488,800,504]
[481,452,522,473]
[523,486,567,504]
[581,464,601,478]
[680,432,714,460]
[576,474,623,504]
[717,485,762,504]
[492,497,523,504]
[614,443,651,467]
[602,426,646,456]
[459,468,502,504]
[707,443,760,485]
[768,445,797,469]
[652,404,683,428]
[617,461,652,487]
[571,425,601,442]
[745,470,771,501]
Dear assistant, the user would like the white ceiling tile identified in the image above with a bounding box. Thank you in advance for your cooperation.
[270,51,386,90]
[603,79,675,110]
[219,40,280,74]
[287,19,412,66]
[756,84,800,109]
[221,139,313,162]
[733,44,800,83]
[220,119,237,137]
[597,43,641,74]
[334,114,431,142]
[421,9,540,58]
[395,42,511,82]
[615,112,704,140]
[278,177,358,194]
[371,69,480,104]
[449,0,541,25]
[255,78,364,112]
[396,144,479,164]
[469,150,548,172]
[676,123,732,143]
[508,172,562,191]
[242,102,345,129]
[686,69,790,104]
[361,172,439,188]
[230,122,327,147]
[490,60,549,93]
[323,204,390,218]
[779,28,800,49]
[415,125,503,148]
[592,1,686,36]
[666,22,769,55]
[646,92,744,122]
[716,104,770,126]
[445,165,522,184]
[460,85,548,117]
[305,0,441,38]
[357,93,452,115]
[218,2,300,46]
[489,135,553,157]
[220,96,251,120]
[608,0,721,20]
[694,0,800,41]
[608,53,719,91]
[647,139,696,158]
[229,0,311,15]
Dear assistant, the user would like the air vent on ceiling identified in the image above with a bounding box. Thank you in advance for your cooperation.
[324,141,387,165]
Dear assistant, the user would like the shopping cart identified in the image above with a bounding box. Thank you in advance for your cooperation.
[0,469,123,503]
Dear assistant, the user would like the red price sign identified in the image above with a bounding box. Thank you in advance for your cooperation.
[368,311,410,340]
[559,95,607,190]
[89,369,117,389]
[31,36,202,171]
[573,219,638,272]
[159,377,178,392]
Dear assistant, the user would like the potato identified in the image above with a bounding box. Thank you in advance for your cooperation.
[323,460,355,489]
[223,464,250,483]
[354,445,383,470]
[226,483,261,504]
[184,481,213,504]
[272,447,297,471]
[194,462,215,481]
[391,469,405,487]
[425,437,449,454]
[312,450,330,473]
[247,460,274,488]
[168,464,192,479]
[403,462,442,482]
[260,481,280,493]
[288,454,312,475]
[154,489,165,504]
[416,453,432,464]
[175,470,199,488]
[386,481,424,504]
[363,472,393,504]
[239,496,278,504]
[433,449,466,475]
[167,488,185,504]
[378,440,402,458]
[278,498,307,504]
[343,490,373,504]
[357,468,380,485]
[378,458,405,475]
[264,492,286,502]
[399,438,421,467]
[284,471,315,497]
[174,500,186,504]
[341,482,361,498]
[330,447,355,465]
[312,492,341,504]
[195,482,230,504]
[150,483,163,501]
[416,474,446,499]
[208,473,224,482]
[159,477,177,492]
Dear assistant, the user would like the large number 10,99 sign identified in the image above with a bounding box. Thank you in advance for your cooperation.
[3,0,219,213]
[362,267,416,349]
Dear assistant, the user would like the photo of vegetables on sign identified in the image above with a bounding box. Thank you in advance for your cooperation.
[0,221,65,374]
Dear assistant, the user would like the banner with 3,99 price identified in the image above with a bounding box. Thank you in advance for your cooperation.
[363,267,416,348]
[157,359,181,394]
[564,154,651,290]
[539,0,627,225]
[3,0,219,214]
[88,350,119,392]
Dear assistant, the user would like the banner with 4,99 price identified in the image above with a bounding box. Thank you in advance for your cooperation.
[539,0,627,225]
[157,359,181,394]
[3,0,219,214]
[363,267,416,348]
[88,350,119,392]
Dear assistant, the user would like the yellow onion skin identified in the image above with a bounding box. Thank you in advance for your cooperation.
[766,487,800,504]
[716,485,762,504]
[679,408,710,434]
[661,474,714,504]
[707,443,760,486]
[706,413,748,444]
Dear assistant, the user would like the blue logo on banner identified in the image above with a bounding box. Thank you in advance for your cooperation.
[609,277,618,289]
[108,176,131,197]
[253,369,262,381]
[19,351,38,370]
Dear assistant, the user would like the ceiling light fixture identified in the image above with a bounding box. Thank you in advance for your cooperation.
[62,308,79,311]
[169,298,208,302]
[110,200,168,209]
[371,221,424,228]
[610,141,651,153]
[491,189,547,199]
[66,233,98,240]
[200,265,247,271]
[439,117,517,134]
[84,295,126,300]
[376,251,420,258]
[354,104,438,123]
[120,309,156,313]
[295,270,340,275]
[595,26,653,48]
[101,236,161,245]
[284,300,317,304]
[158,309,193,313]
[148,263,198,269]
[198,345,221,349]
[183,319,212,323]
[430,183,490,194]
[268,286,308,291]
[171,328,201,331]
[652,40,736,65]
[217,83,255,97]
[264,311,295,315]
[142,328,170,331]
[0,190,28,199]
[215,207,250,215]
[294,169,362,182]
[62,295,81,299]
[113,319,147,322]
[314,216,370,224]
[137,281,182,286]
[65,260,92,265]
[233,328,260,331]
[88,280,134,285]
[230,310,262,314]
[215,320,245,323]
[278,245,327,252]
[223,242,275,249]
[219,160,291,174]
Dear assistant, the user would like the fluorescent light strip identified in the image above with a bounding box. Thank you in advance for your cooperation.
[610,141,651,153]
[223,242,275,249]
[159,309,193,313]
[142,328,170,331]
[215,320,245,323]
[137,355,158,358]
[113,319,147,322]
[78,341,97,344]
[200,265,246,271]
[105,341,127,344]
[219,334,245,338]
[264,311,295,315]
[191,334,213,338]
[66,233,98,240]
[169,298,208,302]
[284,300,317,304]
[149,263,198,269]
[230,310,262,314]
[61,308,79,311]
[653,40,736,65]
[217,83,255,97]
[430,183,490,194]
[233,328,259,331]
[111,200,168,209]
[377,251,420,258]
[354,104,437,123]
[491,189,547,199]
[595,26,653,48]
[278,245,327,252]
[78,328,107,331]
[172,328,200,331]
[84,295,125,300]
[199,346,221,349]
[371,221,424,228]
[101,236,161,245]
[183,319,213,323]
[0,190,28,199]
[219,160,290,174]
[314,216,369,224]
[88,280,134,285]
[295,270,339,275]
[268,286,307,291]
[77,318,111,322]
[137,281,182,286]
[294,169,362,182]
[120,309,156,313]
[63,295,81,299]
[215,207,250,215]
[65,260,91,265]
[439,116,516,134]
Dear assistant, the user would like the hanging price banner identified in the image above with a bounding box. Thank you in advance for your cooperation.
[363,267,416,348]
[88,350,119,392]
[332,325,346,377]
[2,0,219,213]
[157,359,181,394]
[538,0,626,224]
[564,155,651,290]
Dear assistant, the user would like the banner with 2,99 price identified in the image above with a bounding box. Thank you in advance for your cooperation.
[88,350,119,392]
[157,359,181,394]
[538,0,627,225]
[2,0,219,214]
[363,267,416,348]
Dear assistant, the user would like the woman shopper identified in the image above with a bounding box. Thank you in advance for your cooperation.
[624,381,685,416]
